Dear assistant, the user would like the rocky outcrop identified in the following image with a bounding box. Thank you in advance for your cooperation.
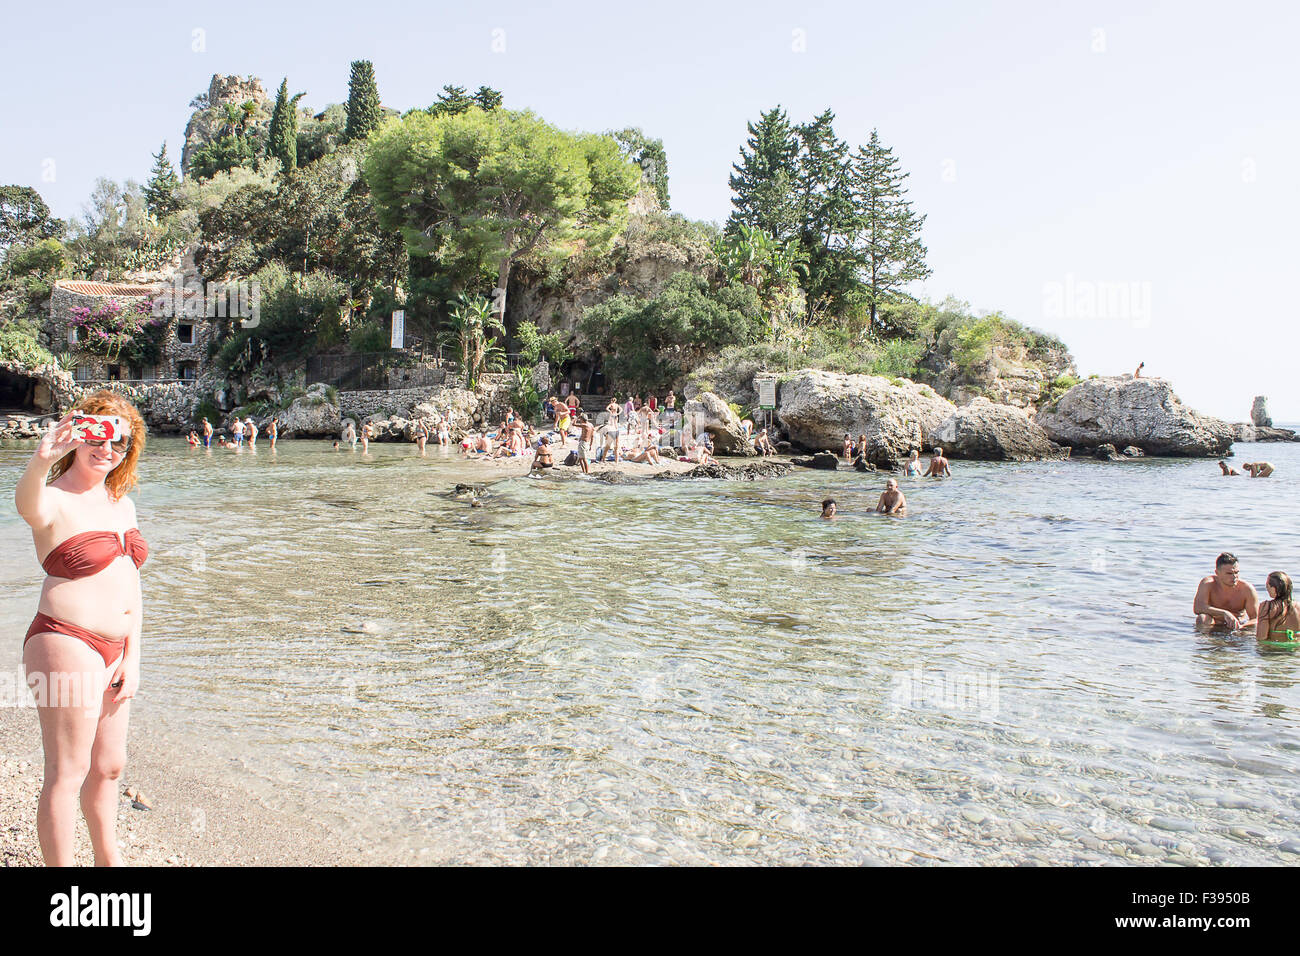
[682,391,754,456]
[0,360,78,415]
[776,370,956,458]
[1036,376,1234,457]
[931,398,1069,461]
[275,384,341,438]
[1233,423,1298,443]
[1251,396,1271,427]
[653,460,791,481]
[790,451,839,470]
[182,75,271,172]
[917,337,1076,409]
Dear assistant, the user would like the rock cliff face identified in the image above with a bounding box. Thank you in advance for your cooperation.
[932,398,1068,461]
[775,370,955,458]
[182,75,272,172]
[506,192,714,337]
[1036,376,1234,457]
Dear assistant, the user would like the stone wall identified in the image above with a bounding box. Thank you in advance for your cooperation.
[46,281,217,383]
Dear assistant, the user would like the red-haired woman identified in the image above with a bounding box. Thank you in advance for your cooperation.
[14,391,148,866]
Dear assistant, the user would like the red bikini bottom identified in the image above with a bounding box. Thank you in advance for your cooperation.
[25,612,125,668]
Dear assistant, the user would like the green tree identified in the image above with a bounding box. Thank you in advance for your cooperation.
[845,129,932,330]
[612,128,670,209]
[364,107,641,327]
[472,86,503,111]
[441,293,506,388]
[427,85,474,117]
[143,142,181,219]
[268,79,305,174]
[344,60,383,142]
[0,185,63,256]
[792,109,857,308]
[727,106,800,244]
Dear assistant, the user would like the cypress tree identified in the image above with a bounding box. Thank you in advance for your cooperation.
[344,60,383,142]
[845,129,932,330]
[143,142,181,218]
[268,79,304,173]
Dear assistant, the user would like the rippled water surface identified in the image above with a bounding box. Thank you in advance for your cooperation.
[4,436,1300,865]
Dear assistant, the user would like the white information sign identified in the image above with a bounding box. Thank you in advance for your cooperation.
[390,310,405,349]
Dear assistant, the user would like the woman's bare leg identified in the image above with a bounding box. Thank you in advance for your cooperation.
[25,634,107,867]
[83,676,130,866]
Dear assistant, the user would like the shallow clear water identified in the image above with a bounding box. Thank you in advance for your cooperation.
[3,436,1299,865]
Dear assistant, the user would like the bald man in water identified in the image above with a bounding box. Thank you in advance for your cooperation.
[1194,552,1259,630]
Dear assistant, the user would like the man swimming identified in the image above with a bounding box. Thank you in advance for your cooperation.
[876,478,907,515]
[925,447,951,478]
[1194,552,1260,630]
[820,498,836,520]
[1218,460,1240,476]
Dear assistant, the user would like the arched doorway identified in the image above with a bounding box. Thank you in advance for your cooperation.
[0,366,39,414]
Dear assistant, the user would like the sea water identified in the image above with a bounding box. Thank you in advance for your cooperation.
[2,437,1298,864]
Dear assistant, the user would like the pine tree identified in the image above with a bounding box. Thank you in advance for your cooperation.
[727,106,800,244]
[428,85,474,117]
[472,86,503,111]
[845,129,932,330]
[792,109,856,307]
[143,142,181,219]
[344,60,383,142]
[268,79,304,174]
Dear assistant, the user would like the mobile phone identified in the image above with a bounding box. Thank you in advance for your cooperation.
[70,414,124,442]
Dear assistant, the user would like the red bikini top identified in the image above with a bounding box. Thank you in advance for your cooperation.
[41,529,149,579]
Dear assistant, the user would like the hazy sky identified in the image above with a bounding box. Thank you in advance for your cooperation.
[3,0,1296,420]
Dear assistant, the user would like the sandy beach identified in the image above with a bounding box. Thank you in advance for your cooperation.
[0,698,365,867]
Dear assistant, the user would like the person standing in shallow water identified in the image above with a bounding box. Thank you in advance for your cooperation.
[267,418,278,450]
[925,447,951,478]
[876,478,907,515]
[15,391,149,866]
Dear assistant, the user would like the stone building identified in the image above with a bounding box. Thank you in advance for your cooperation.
[46,279,215,383]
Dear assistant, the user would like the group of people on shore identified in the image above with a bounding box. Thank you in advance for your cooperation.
[186,416,278,451]
[1194,552,1298,642]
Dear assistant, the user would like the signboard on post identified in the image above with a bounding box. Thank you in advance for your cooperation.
[756,375,778,410]
[390,310,405,349]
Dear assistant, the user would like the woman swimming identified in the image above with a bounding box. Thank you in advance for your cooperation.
[15,392,149,866]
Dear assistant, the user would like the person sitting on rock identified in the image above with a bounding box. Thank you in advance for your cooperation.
[925,447,952,478]
[1218,460,1240,476]
[1134,361,1145,378]
[755,428,776,457]
[876,478,908,515]
[1194,552,1259,631]
[1244,461,1275,478]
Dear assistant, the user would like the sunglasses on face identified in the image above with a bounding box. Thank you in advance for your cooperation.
[86,437,131,453]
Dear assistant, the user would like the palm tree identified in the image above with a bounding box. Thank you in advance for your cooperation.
[442,294,506,389]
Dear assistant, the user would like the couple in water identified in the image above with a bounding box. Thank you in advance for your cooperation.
[1194,552,1299,641]
[819,478,908,518]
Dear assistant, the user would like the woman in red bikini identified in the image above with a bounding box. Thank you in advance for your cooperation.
[14,390,148,866]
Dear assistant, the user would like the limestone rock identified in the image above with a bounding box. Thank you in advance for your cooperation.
[1036,377,1234,457]
[1251,396,1271,427]
[682,391,755,456]
[275,383,341,438]
[932,398,1069,461]
[790,451,840,470]
[776,370,955,457]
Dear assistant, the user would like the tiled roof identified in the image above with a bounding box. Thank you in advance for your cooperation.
[56,280,199,298]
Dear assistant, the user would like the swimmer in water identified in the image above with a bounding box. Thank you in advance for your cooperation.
[905,449,922,476]
[925,447,951,478]
[820,498,836,520]
[1218,460,1240,476]
[1243,461,1274,478]
[1257,571,1299,643]
[1194,552,1259,631]
[876,478,907,515]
